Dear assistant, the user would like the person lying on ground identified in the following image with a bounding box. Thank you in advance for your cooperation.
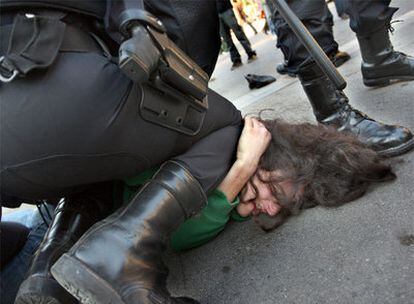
[2,117,395,302]
[123,117,395,251]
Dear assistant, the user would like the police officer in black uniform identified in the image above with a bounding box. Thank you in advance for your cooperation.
[1,1,242,303]
[268,0,414,157]
[0,1,412,304]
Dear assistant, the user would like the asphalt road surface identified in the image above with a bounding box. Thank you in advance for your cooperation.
[166,1,414,303]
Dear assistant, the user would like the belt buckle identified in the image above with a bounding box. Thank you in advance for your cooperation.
[0,56,19,83]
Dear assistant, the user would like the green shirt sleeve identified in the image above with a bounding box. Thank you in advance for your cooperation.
[230,208,251,222]
[170,189,239,252]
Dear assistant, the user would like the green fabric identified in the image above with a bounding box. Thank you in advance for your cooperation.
[122,168,250,252]
[230,208,251,222]
[170,189,238,251]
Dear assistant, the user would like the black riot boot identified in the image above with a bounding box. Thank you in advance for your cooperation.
[298,63,414,157]
[276,51,350,78]
[15,192,115,304]
[51,161,206,304]
[357,26,414,87]
[276,62,298,77]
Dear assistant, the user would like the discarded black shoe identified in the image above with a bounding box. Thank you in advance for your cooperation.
[245,74,276,89]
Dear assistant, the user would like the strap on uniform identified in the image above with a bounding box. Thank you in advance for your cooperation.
[0,11,104,83]
[1,12,66,81]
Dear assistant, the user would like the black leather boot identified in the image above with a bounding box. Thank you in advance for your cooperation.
[245,74,276,89]
[15,192,114,304]
[357,26,414,87]
[298,63,414,157]
[276,62,298,77]
[330,50,351,68]
[51,161,206,304]
[276,51,350,78]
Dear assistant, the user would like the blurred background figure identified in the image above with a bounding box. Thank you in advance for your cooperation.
[233,0,258,34]
[217,0,258,70]
[261,0,277,35]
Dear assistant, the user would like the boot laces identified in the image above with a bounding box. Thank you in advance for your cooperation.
[385,20,411,58]
[335,90,368,125]
[387,19,404,34]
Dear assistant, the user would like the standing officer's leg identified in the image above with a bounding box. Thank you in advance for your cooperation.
[348,0,414,86]
[268,0,413,156]
[275,0,349,75]
[270,0,338,75]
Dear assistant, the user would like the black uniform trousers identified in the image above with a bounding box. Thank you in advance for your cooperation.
[0,1,242,205]
[268,0,398,70]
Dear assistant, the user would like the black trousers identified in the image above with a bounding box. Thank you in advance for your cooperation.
[334,0,349,17]
[143,0,222,77]
[0,1,242,205]
[219,8,254,63]
[269,0,398,70]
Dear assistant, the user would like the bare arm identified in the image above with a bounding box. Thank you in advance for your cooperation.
[217,117,271,205]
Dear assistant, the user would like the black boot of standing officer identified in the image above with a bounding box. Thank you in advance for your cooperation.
[268,0,414,156]
[344,0,414,87]
[298,63,414,157]
[357,26,414,87]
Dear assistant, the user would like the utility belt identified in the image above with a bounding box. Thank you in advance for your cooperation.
[1,10,209,136]
[0,10,107,83]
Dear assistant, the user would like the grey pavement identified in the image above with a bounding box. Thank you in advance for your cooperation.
[166,1,414,303]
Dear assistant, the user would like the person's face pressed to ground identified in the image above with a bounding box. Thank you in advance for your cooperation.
[239,170,300,216]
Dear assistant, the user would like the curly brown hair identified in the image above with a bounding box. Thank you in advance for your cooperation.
[253,120,396,231]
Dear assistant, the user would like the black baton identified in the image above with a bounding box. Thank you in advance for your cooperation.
[272,0,347,90]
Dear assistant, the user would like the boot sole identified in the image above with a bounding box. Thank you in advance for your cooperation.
[14,294,61,304]
[276,70,297,77]
[51,254,125,304]
[363,75,414,87]
[15,275,77,304]
[333,55,351,68]
[377,137,414,158]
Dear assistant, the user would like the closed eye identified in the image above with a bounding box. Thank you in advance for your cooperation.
[249,179,258,197]
[240,181,257,202]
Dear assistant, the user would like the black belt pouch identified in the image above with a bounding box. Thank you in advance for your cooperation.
[2,12,66,77]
